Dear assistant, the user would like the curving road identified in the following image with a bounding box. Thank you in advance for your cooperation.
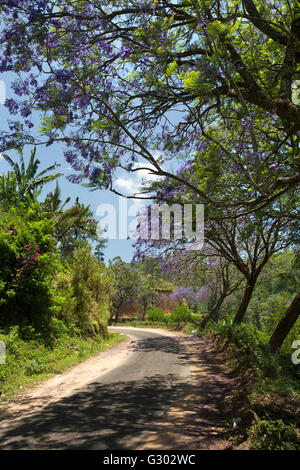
[0,327,193,450]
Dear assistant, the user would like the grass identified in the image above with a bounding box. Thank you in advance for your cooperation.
[0,328,127,401]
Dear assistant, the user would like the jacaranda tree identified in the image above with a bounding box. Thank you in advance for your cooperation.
[0,0,299,211]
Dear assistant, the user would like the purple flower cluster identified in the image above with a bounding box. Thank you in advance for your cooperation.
[55,69,73,84]
[13,244,40,287]
[195,286,211,304]
[170,286,195,305]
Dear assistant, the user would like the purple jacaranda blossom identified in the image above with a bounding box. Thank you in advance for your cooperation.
[119,46,132,59]
[55,69,73,84]
[90,167,101,182]
[170,286,195,306]
[67,174,81,183]
[195,286,211,304]
[5,98,19,114]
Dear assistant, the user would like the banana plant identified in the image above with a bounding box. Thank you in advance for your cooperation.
[1,147,62,203]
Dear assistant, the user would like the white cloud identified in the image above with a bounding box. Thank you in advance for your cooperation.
[115,160,162,198]
[152,150,162,161]
[115,176,139,194]
[132,162,160,183]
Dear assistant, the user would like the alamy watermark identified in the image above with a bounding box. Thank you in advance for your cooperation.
[0,80,6,105]
[291,340,300,365]
[0,340,5,364]
[96,198,204,250]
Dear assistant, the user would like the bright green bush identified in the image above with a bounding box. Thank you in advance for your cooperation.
[25,358,48,376]
[0,322,125,398]
[169,305,193,323]
[0,205,61,329]
[190,313,203,327]
[146,306,166,322]
[213,317,281,379]
[52,244,114,337]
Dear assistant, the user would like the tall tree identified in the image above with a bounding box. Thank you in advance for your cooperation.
[135,171,295,325]
[268,231,300,351]
[109,257,141,323]
[0,1,299,211]
[43,183,102,257]
[269,291,300,353]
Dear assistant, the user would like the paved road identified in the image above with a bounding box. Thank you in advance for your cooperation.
[0,327,192,449]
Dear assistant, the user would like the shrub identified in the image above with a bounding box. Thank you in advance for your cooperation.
[52,244,114,337]
[0,205,61,329]
[190,313,203,328]
[146,306,166,322]
[25,358,48,376]
[213,316,281,379]
[249,416,300,450]
[169,305,193,323]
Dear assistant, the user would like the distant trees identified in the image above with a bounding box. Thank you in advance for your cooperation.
[109,257,141,323]
[170,286,195,307]
[138,276,158,321]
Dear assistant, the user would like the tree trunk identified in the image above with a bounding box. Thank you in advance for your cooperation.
[233,279,256,324]
[114,311,119,324]
[111,300,122,324]
[142,302,147,321]
[269,291,300,353]
[201,292,227,329]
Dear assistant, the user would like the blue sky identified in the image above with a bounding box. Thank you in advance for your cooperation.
[0,72,164,262]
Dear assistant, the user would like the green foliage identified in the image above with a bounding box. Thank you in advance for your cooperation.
[194,302,207,314]
[0,172,18,208]
[249,416,300,450]
[25,358,48,376]
[146,306,166,322]
[240,251,300,354]
[0,206,61,328]
[0,202,111,340]
[145,304,197,326]
[190,313,204,328]
[43,183,101,258]
[170,305,193,323]
[0,324,125,398]
[214,317,281,379]
[53,244,113,337]
[1,148,61,206]
[109,257,141,321]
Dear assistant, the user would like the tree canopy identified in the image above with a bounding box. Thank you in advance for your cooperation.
[0,0,299,211]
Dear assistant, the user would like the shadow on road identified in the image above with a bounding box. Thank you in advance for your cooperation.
[0,334,234,450]
[0,373,192,449]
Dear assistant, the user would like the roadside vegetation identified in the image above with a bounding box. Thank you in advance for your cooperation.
[204,319,300,450]
[0,326,126,400]
[0,150,123,400]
